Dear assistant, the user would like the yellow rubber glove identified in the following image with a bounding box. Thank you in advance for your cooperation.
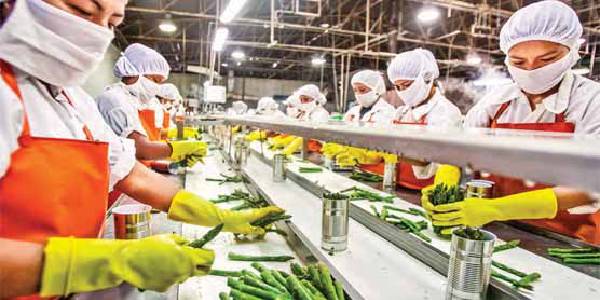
[270,135,295,149]
[321,142,346,159]
[335,147,363,167]
[169,140,207,162]
[430,189,558,227]
[167,127,200,139]
[40,234,214,297]
[282,137,303,156]
[381,153,398,164]
[168,190,285,234]
[361,150,384,164]
[231,125,241,134]
[421,164,461,217]
[245,130,267,142]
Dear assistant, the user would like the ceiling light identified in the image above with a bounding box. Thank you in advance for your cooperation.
[417,8,440,24]
[213,28,229,52]
[159,14,177,32]
[220,0,248,24]
[572,67,590,75]
[272,62,278,68]
[221,63,229,67]
[577,38,586,45]
[320,23,330,28]
[236,61,242,66]
[231,50,245,60]
[311,57,326,66]
[466,53,482,65]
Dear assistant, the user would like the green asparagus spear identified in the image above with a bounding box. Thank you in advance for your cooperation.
[188,223,224,248]
[261,270,289,294]
[563,257,600,264]
[548,252,600,259]
[251,262,268,272]
[334,280,345,300]
[286,275,313,300]
[229,252,295,262]
[307,264,323,290]
[299,167,323,173]
[493,240,521,253]
[219,292,231,300]
[242,270,262,280]
[227,278,288,300]
[491,261,528,278]
[290,262,309,278]
[547,247,597,253]
[370,205,380,218]
[230,288,262,300]
[251,213,292,227]
[272,270,289,288]
[242,275,287,295]
[301,280,325,299]
[491,271,533,290]
[516,273,541,287]
[379,207,388,220]
[209,269,243,277]
[318,263,338,300]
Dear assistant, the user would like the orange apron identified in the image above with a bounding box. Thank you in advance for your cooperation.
[0,61,110,299]
[487,101,599,245]
[162,111,170,129]
[138,109,161,141]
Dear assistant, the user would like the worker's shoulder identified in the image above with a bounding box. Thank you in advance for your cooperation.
[571,74,600,102]
[474,82,520,108]
[96,84,128,106]
[435,94,463,115]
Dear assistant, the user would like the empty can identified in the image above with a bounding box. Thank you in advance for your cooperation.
[382,162,396,192]
[465,180,494,199]
[446,230,496,300]
[273,153,287,182]
[321,194,350,252]
[234,136,246,170]
[112,204,152,239]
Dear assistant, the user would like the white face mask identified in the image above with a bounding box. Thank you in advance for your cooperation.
[395,74,433,108]
[125,76,162,104]
[299,99,317,113]
[286,107,299,118]
[506,50,576,95]
[355,90,379,108]
[0,0,114,87]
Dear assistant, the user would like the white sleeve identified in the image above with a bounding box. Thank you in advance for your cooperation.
[412,163,437,180]
[311,108,330,123]
[0,81,24,178]
[428,103,463,127]
[578,89,600,135]
[70,87,136,191]
[96,89,147,138]
[464,104,491,128]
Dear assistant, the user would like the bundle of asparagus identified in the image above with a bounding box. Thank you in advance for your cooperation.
[426,183,465,238]
[349,171,383,182]
[371,205,432,243]
[215,262,347,300]
[206,173,245,185]
[299,167,324,174]
[339,187,394,203]
[548,247,600,265]
[491,261,541,290]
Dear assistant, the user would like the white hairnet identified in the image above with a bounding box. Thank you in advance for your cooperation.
[386,49,439,82]
[285,93,300,107]
[296,84,327,105]
[232,100,248,114]
[114,43,170,78]
[257,97,278,111]
[499,0,583,54]
[351,70,386,95]
[158,83,182,101]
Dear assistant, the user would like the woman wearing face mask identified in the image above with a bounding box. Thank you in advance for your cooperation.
[293,84,330,123]
[284,93,300,118]
[344,70,395,123]
[429,0,600,245]
[97,44,204,163]
[157,83,182,129]
[256,96,286,118]
[387,49,463,190]
[0,1,283,298]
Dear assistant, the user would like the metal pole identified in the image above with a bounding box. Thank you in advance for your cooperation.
[365,0,370,52]
[270,0,276,45]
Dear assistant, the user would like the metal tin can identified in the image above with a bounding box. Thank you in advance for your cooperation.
[273,153,287,182]
[234,136,246,170]
[465,180,494,199]
[382,162,396,192]
[112,204,152,239]
[321,195,350,252]
[446,230,496,300]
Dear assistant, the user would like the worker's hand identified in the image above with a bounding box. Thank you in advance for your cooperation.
[231,125,241,134]
[40,234,214,297]
[362,150,383,164]
[168,190,285,234]
[169,140,208,165]
[167,127,200,139]
[380,152,398,164]
[321,142,346,159]
[245,130,267,142]
[335,147,362,167]
[421,164,461,218]
[430,188,558,227]
[269,135,295,149]
[281,137,303,156]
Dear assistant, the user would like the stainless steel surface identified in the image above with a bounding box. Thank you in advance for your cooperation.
[272,153,287,182]
[321,196,350,252]
[382,162,396,192]
[220,115,600,193]
[112,204,152,239]
[446,230,496,300]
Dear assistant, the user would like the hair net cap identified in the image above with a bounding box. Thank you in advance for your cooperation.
[387,49,439,82]
[158,83,182,101]
[232,101,248,114]
[257,97,278,111]
[351,70,386,95]
[500,0,583,53]
[113,43,171,78]
[285,93,299,107]
[296,84,327,105]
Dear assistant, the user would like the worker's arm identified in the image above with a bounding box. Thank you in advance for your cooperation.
[555,187,595,210]
[127,132,172,160]
[0,238,43,299]
[115,162,180,211]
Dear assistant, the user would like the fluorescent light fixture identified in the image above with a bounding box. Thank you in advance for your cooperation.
[221,63,229,67]
[472,77,512,87]
[213,27,229,52]
[466,53,482,65]
[231,50,245,60]
[220,0,248,24]
[577,38,586,45]
[159,14,177,32]
[311,57,326,66]
[320,23,330,28]
[272,62,278,68]
[417,7,440,24]
[572,67,590,75]
[236,61,242,66]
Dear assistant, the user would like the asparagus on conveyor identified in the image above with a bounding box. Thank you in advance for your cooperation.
[349,171,383,182]
[206,173,245,184]
[188,223,224,248]
[228,252,295,262]
[547,247,600,265]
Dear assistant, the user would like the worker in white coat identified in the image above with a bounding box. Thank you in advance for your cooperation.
[430,0,600,245]
[0,0,282,298]
[293,84,329,123]
[97,44,203,162]
[284,93,300,118]
[344,70,395,123]
[157,83,183,126]
[228,100,248,115]
[386,49,463,190]
[256,96,286,118]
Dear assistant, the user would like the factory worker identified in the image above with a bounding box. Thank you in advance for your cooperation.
[294,84,329,123]
[431,0,600,244]
[157,83,182,128]
[228,100,248,115]
[344,70,395,123]
[256,96,286,118]
[387,49,462,190]
[97,44,203,162]
[0,0,283,298]
[284,93,300,118]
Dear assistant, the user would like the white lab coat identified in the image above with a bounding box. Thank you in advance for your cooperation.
[298,106,329,123]
[395,90,463,127]
[394,90,463,179]
[344,99,395,124]
[96,83,148,138]
[0,68,136,190]
[257,110,287,119]
[464,72,600,134]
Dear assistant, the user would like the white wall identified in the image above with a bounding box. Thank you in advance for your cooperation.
[81,45,121,98]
